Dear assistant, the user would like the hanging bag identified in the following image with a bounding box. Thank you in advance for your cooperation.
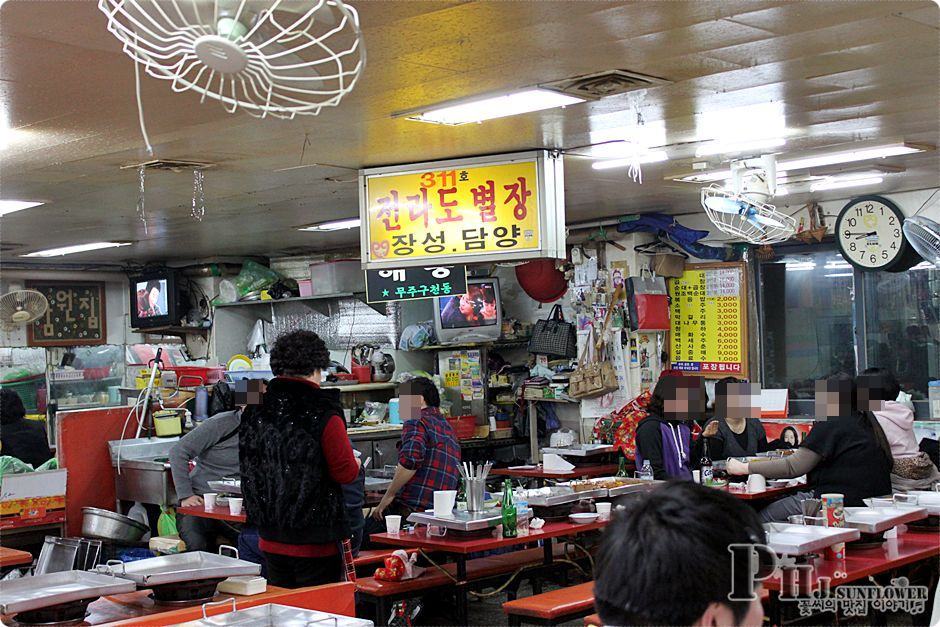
[626,269,671,331]
[569,326,620,400]
[528,304,577,358]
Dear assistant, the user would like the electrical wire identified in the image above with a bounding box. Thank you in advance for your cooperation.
[133,37,154,156]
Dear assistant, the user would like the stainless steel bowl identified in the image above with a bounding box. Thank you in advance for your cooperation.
[81,507,149,542]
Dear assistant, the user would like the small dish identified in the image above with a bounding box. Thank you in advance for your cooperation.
[569,512,599,524]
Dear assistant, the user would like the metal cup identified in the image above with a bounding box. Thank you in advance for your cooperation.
[466,478,486,513]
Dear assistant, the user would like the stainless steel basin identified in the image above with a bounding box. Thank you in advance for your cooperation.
[110,438,179,506]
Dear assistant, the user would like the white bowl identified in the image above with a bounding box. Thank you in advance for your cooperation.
[569,512,599,524]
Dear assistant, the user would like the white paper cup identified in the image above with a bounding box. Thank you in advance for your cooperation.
[203,493,218,510]
[692,470,701,483]
[433,490,457,517]
[386,515,402,535]
[747,474,767,493]
[228,498,243,516]
[595,502,612,521]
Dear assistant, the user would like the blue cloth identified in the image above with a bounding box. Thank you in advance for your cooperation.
[237,527,267,578]
[616,214,738,261]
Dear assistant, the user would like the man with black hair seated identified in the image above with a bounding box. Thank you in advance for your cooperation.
[595,482,767,627]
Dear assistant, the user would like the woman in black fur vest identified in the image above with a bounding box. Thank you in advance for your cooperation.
[239,330,360,588]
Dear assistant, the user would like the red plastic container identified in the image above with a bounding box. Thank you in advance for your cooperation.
[84,366,111,380]
[447,415,477,440]
[165,366,225,388]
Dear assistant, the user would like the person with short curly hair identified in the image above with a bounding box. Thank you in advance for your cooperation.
[239,330,360,588]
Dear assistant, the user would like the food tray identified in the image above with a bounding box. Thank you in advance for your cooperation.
[207,479,241,495]
[0,571,136,614]
[608,479,664,497]
[541,444,615,457]
[408,508,533,532]
[97,551,260,586]
[177,602,374,626]
[900,491,940,515]
[843,506,927,533]
[525,487,607,507]
[763,523,860,556]
[364,476,392,492]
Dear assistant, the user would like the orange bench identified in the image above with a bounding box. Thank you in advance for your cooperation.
[503,581,594,626]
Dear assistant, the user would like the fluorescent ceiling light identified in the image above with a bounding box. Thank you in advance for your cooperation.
[810,176,883,192]
[675,142,929,183]
[21,242,131,258]
[785,261,816,272]
[0,200,44,216]
[298,218,361,232]
[780,143,925,171]
[405,89,584,126]
[824,273,854,278]
[696,137,786,157]
[591,151,669,170]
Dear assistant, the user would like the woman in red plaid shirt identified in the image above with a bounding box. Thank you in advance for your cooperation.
[365,377,461,545]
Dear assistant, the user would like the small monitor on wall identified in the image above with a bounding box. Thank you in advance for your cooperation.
[433,277,502,344]
[129,271,180,329]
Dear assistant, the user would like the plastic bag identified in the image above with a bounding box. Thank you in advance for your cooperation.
[0,456,34,479]
[233,260,280,298]
[157,506,179,537]
[35,458,58,471]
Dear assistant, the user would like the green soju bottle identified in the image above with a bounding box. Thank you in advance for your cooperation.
[501,480,517,538]
[616,453,628,477]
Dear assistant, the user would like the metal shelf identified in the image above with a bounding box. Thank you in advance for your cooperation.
[415,337,531,351]
[214,293,353,308]
[133,326,209,336]
[322,382,398,392]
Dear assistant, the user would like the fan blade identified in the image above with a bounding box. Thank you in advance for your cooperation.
[744,216,766,233]
[753,214,786,229]
[704,196,746,215]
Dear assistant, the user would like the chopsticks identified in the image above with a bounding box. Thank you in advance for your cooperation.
[459,461,494,482]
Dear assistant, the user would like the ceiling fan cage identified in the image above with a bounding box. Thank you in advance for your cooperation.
[903,216,940,267]
[98,0,365,119]
[0,290,49,329]
[701,185,797,245]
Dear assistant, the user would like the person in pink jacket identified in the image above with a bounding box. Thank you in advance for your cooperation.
[858,368,940,492]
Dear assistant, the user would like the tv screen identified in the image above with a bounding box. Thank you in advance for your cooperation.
[437,281,499,329]
[129,271,179,329]
[135,278,169,319]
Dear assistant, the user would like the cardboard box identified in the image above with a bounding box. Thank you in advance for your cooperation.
[0,469,67,530]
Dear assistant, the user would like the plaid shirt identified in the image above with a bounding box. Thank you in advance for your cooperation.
[397,407,461,511]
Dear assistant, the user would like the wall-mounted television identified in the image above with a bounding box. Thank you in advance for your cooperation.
[129,270,180,329]
[433,277,502,344]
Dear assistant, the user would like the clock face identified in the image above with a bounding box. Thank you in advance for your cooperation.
[836,195,907,271]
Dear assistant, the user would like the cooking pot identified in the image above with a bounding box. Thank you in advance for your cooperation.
[81,507,149,543]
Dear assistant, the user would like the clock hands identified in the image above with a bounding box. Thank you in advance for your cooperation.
[844,231,877,239]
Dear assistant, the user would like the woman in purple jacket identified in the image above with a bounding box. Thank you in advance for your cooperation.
[634,376,706,481]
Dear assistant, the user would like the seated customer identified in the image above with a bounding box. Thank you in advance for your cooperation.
[634,375,705,481]
[858,368,940,492]
[595,481,766,627]
[169,384,246,552]
[240,330,360,588]
[366,378,460,543]
[697,377,769,459]
[0,388,53,467]
[727,373,892,522]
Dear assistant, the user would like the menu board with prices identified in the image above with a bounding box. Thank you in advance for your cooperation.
[668,263,748,378]
[27,282,107,347]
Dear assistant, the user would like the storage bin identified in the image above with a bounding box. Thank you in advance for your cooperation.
[225,370,273,383]
[164,366,224,387]
[297,279,313,297]
[309,259,364,295]
[446,415,477,440]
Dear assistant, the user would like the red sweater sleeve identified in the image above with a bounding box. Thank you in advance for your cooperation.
[321,414,359,484]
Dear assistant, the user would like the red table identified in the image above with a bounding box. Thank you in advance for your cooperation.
[0,546,33,569]
[724,482,807,501]
[491,463,623,482]
[370,519,607,623]
[177,504,247,523]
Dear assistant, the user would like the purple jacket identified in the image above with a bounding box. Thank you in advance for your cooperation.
[635,416,693,481]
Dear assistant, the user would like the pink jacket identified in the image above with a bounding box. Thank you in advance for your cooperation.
[873,401,919,458]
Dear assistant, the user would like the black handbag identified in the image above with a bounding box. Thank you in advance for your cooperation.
[528,305,577,358]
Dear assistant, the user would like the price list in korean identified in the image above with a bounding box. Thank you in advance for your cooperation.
[669,266,744,376]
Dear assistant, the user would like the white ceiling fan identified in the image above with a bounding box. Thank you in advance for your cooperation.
[701,154,797,245]
[98,0,365,119]
[0,289,48,331]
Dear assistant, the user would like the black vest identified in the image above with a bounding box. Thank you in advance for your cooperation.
[239,378,350,545]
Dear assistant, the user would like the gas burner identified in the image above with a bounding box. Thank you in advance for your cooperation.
[10,598,91,626]
[149,578,224,606]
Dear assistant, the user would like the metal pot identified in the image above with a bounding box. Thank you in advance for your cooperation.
[81,507,149,542]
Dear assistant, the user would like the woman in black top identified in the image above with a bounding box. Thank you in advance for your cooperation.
[1,388,53,467]
[696,377,770,459]
[726,373,892,522]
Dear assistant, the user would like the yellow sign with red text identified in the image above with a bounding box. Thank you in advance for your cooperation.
[364,161,541,263]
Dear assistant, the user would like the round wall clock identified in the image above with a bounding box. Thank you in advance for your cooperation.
[835,195,918,272]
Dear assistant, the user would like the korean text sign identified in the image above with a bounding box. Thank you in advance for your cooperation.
[365,265,468,304]
[667,263,748,378]
[360,151,565,268]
